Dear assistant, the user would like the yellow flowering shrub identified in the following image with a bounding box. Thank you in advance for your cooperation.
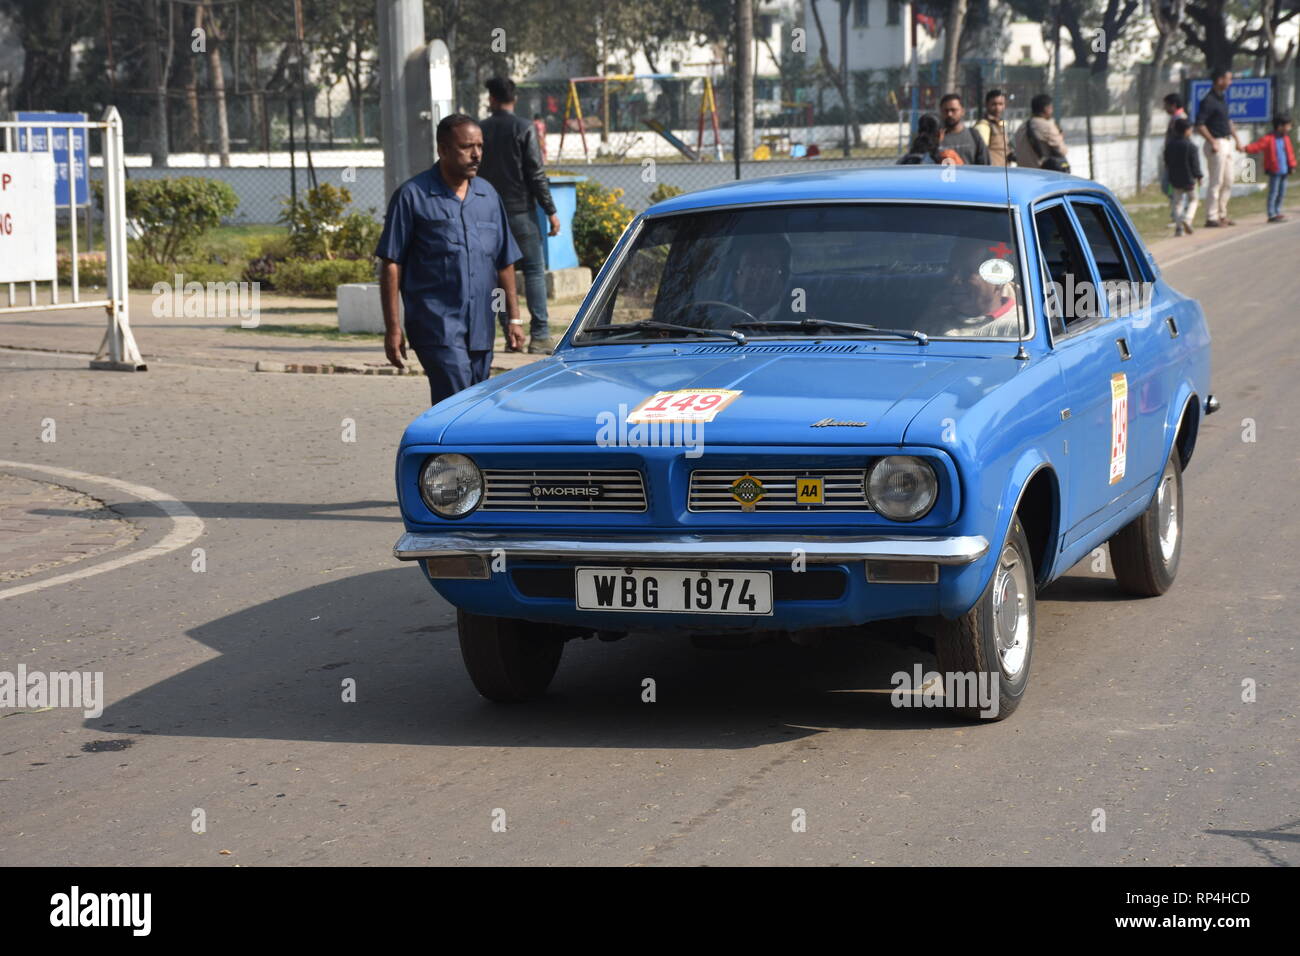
[572,179,635,272]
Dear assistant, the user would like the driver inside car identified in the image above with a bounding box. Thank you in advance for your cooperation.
[716,234,792,326]
[919,238,1021,338]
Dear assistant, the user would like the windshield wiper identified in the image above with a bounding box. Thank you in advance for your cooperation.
[578,320,748,345]
[731,318,928,345]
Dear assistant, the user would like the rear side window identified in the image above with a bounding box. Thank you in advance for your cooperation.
[1034,204,1098,332]
[1071,201,1147,315]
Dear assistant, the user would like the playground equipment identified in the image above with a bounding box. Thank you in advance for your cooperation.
[555,74,724,163]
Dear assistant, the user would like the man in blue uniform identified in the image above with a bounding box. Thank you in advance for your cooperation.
[376,113,523,405]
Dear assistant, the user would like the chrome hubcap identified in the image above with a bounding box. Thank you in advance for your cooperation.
[1156,460,1180,564]
[991,544,1030,679]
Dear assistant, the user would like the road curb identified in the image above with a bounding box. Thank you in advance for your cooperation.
[253,357,540,376]
[254,360,424,375]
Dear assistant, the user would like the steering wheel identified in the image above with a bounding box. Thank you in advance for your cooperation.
[666,300,759,328]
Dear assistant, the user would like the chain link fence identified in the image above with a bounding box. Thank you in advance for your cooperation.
[95,59,1295,227]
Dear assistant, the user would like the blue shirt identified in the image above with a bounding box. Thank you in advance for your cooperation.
[1277,136,1288,173]
[375,164,522,351]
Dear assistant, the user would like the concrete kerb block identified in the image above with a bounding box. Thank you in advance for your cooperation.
[337,283,389,334]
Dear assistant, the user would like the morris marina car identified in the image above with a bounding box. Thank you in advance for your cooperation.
[393,166,1214,719]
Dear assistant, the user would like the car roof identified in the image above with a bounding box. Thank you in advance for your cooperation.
[644,165,1109,216]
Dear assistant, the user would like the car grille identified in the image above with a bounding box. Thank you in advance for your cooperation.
[480,469,647,511]
[688,469,871,512]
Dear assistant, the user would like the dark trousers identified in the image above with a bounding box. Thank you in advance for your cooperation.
[414,344,492,406]
[503,208,550,339]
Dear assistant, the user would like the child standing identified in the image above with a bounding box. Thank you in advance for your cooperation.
[1164,118,1203,236]
[1244,114,1295,222]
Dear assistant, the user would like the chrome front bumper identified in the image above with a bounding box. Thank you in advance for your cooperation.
[393,531,989,565]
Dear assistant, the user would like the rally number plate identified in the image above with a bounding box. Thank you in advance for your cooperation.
[575,567,773,615]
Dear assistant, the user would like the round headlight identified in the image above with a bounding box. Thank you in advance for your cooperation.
[420,454,483,517]
[866,456,938,521]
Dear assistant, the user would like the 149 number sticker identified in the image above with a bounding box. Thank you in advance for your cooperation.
[626,388,742,423]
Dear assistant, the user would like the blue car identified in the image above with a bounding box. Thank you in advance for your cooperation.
[393,166,1215,719]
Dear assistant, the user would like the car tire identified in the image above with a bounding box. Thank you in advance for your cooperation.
[1109,449,1183,597]
[457,610,564,702]
[933,517,1035,721]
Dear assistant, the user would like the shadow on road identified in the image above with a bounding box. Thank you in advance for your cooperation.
[1038,572,1135,603]
[89,568,978,748]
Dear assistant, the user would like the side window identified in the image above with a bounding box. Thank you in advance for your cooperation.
[1071,201,1146,315]
[1034,204,1099,333]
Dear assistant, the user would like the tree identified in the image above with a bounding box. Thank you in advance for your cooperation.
[317,0,377,142]
[201,3,231,166]
[808,0,858,153]
[737,0,754,159]
[1169,0,1297,74]
[942,0,970,96]
[0,0,94,110]
[1136,0,1186,192]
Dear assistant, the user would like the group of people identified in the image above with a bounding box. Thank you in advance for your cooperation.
[898,89,1069,170]
[1161,69,1295,236]
[375,76,559,405]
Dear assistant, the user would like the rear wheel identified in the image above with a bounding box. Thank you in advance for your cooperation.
[457,610,564,702]
[933,517,1035,721]
[1109,450,1183,597]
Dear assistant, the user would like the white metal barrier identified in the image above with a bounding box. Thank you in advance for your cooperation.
[0,106,144,370]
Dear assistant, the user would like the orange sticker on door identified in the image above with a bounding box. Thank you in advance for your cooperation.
[1109,373,1128,485]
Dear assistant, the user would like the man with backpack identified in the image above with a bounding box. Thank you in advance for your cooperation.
[1015,94,1069,171]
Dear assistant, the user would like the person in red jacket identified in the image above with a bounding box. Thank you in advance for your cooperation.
[1244,114,1295,222]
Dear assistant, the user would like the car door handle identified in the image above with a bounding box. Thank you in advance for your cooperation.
[1116,337,1132,360]
[1165,315,1179,338]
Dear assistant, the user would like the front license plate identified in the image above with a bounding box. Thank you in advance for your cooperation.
[575,567,773,615]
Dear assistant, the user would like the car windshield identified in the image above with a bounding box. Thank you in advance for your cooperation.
[575,203,1028,343]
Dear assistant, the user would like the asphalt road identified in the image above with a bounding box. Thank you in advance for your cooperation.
[1,221,1297,866]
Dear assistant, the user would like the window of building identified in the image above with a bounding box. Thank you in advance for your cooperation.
[854,0,869,28]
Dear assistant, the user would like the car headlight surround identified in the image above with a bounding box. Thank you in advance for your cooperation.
[419,453,484,518]
[866,455,938,522]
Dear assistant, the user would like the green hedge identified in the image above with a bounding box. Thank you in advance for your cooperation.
[271,258,375,296]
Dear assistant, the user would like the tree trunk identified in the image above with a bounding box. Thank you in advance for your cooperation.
[1136,0,1184,195]
[352,37,367,142]
[184,6,203,152]
[143,0,170,165]
[204,5,231,166]
[809,0,856,154]
[942,0,969,96]
[737,0,754,160]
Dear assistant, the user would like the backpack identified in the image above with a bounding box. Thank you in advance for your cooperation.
[1021,119,1070,173]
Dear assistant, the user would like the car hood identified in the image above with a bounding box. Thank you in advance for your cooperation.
[419,348,1002,447]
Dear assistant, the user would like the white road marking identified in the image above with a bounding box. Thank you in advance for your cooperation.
[0,460,204,601]
[1156,215,1300,270]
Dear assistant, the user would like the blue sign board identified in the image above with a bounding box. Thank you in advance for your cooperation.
[16,111,90,206]
[1189,78,1274,125]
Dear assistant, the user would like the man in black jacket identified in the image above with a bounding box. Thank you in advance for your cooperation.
[479,76,560,353]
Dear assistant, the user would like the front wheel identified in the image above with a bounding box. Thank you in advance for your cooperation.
[1108,449,1183,597]
[933,517,1036,721]
[457,610,565,702]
